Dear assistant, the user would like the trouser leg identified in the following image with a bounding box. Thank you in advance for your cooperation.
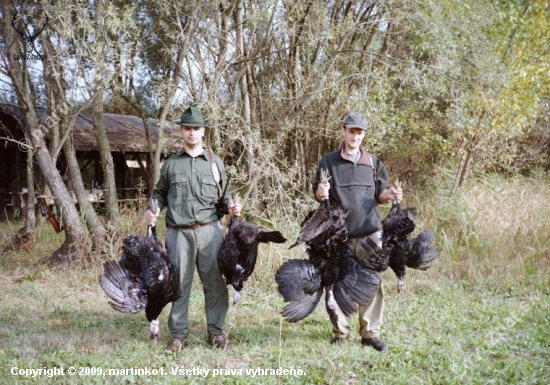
[327,282,385,340]
[326,286,352,339]
[356,231,385,339]
[358,283,385,339]
[195,221,228,336]
[166,227,197,339]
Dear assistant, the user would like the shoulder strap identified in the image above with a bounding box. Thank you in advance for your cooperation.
[365,151,378,185]
[207,147,222,197]
[208,147,232,219]
[367,153,378,184]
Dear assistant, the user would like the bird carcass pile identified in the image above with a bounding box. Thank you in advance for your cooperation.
[218,196,287,304]
[275,169,387,323]
[99,201,174,341]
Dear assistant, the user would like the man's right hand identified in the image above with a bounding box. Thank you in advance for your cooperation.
[316,181,330,201]
[145,207,160,226]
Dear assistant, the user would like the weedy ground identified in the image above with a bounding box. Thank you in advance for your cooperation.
[0,172,549,384]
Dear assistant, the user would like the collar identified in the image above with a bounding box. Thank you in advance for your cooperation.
[179,146,207,159]
[339,142,372,166]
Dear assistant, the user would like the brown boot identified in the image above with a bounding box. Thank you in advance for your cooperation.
[208,334,232,349]
[166,338,188,352]
[361,337,388,352]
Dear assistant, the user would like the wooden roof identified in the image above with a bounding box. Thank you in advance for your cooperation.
[0,103,182,154]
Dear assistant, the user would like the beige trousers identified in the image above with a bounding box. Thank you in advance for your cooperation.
[328,231,384,340]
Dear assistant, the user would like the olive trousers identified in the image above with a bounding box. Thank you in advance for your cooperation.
[165,221,228,339]
[328,231,385,340]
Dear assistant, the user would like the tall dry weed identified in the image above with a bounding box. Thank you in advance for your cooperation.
[424,172,550,290]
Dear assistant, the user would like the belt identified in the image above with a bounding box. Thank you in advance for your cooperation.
[180,221,213,230]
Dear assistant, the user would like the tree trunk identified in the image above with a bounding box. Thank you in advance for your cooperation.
[93,0,118,222]
[236,0,256,205]
[93,91,118,222]
[38,146,89,268]
[24,149,36,232]
[4,1,89,267]
[457,149,473,190]
[454,111,487,191]
[62,119,107,252]
[10,148,38,252]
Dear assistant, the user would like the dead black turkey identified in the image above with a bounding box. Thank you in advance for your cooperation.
[288,198,348,254]
[276,197,384,323]
[382,201,417,245]
[99,225,174,340]
[382,200,439,292]
[218,215,287,304]
[276,243,383,323]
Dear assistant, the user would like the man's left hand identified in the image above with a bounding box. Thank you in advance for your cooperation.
[391,186,403,202]
[379,185,403,204]
[228,199,242,217]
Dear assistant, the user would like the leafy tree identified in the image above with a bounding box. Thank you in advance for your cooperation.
[1,0,549,266]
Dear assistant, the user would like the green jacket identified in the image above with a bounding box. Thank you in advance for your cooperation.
[313,144,389,238]
[152,149,231,228]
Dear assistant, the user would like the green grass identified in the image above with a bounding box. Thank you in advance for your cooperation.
[1,173,549,384]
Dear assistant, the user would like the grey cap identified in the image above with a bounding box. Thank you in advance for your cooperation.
[343,113,367,130]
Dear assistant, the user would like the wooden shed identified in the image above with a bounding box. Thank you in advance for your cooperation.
[0,103,182,211]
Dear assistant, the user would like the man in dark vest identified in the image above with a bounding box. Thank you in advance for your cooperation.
[313,113,402,352]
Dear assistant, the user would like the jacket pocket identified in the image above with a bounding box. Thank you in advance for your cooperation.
[338,182,373,194]
[201,178,218,199]
[171,173,189,197]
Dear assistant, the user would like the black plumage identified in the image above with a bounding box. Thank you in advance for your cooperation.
[279,171,438,328]
[330,256,382,316]
[99,226,174,340]
[382,201,417,245]
[405,229,439,270]
[382,201,439,292]
[353,237,390,273]
[218,215,287,304]
[288,199,348,254]
[387,229,439,292]
[275,259,322,322]
[276,198,383,323]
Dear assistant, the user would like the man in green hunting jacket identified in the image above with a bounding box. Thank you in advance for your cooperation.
[146,106,241,351]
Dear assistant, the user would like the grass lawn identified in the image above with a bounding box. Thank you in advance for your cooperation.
[1,174,549,384]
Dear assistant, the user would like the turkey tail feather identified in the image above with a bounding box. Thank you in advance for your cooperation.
[407,229,439,270]
[333,260,382,315]
[99,260,146,314]
[276,259,322,322]
[281,290,323,323]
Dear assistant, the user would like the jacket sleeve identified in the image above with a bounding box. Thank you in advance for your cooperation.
[151,161,169,210]
[375,157,390,202]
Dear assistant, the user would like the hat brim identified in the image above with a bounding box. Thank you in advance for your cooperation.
[176,121,209,128]
[344,125,367,130]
